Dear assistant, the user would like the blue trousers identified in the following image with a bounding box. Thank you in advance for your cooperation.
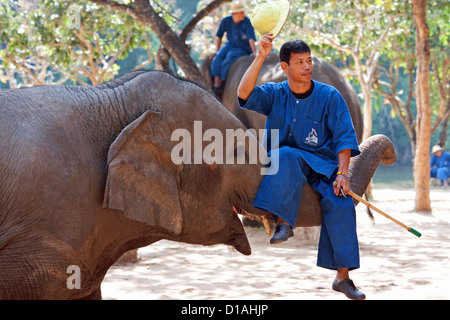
[253,146,360,270]
[211,44,248,81]
[431,167,449,183]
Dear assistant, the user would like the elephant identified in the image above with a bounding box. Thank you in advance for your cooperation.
[0,71,255,299]
[0,70,396,299]
[201,52,364,143]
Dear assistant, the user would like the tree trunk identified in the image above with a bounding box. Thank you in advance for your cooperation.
[411,0,431,212]
[438,117,449,148]
[362,86,373,141]
[155,46,173,73]
[353,58,372,140]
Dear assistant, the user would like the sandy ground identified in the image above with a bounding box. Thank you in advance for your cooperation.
[102,186,450,300]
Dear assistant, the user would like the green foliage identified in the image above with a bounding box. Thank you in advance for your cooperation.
[280,0,448,163]
[428,0,450,48]
[0,0,148,86]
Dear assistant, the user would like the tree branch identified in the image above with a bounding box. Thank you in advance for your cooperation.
[432,55,449,119]
[180,0,232,42]
[73,28,97,79]
[153,0,181,22]
[297,29,353,54]
[86,0,136,17]
[3,55,43,85]
[365,16,394,81]
[132,0,205,83]
[99,28,133,81]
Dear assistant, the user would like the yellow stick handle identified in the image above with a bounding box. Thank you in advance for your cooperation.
[347,190,409,230]
[347,190,422,237]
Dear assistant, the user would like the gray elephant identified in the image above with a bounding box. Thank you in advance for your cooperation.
[201,53,364,142]
[0,71,253,299]
[0,71,395,299]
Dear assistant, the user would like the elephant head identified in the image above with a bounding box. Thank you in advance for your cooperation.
[100,72,268,255]
[0,71,264,299]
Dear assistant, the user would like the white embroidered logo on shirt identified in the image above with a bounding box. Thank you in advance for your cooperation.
[305,128,318,146]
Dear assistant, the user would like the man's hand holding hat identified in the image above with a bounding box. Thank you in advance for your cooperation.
[250,0,290,38]
[237,1,289,101]
[257,33,274,58]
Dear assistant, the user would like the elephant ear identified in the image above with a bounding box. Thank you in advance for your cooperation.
[103,110,183,234]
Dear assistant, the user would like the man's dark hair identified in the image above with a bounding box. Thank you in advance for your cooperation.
[279,40,311,64]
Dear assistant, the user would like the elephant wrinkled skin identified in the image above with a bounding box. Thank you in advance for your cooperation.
[0,71,256,299]
[0,71,396,299]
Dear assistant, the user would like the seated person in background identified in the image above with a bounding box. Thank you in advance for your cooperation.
[210,1,256,98]
[430,145,450,187]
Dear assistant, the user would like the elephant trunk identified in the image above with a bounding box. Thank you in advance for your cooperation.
[349,134,397,199]
[235,134,397,230]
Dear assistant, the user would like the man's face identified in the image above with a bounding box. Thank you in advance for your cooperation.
[435,150,443,157]
[232,11,246,23]
[281,52,313,84]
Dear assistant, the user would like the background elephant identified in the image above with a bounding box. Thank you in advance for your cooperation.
[0,71,395,300]
[201,53,364,143]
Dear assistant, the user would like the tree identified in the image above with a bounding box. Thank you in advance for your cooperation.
[0,0,148,87]
[290,0,404,140]
[373,0,449,158]
[428,0,450,148]
[411,0,431,211]
[86,0,232,85]
[376,0,449,211]
[286,0,448,210]
[0,0,68,87]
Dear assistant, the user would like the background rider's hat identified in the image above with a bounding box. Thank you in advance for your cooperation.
[250,0,290,38]
[432,145,444,154]
[229,2,247,13]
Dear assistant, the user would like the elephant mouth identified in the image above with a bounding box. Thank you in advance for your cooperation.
[229,211,252,256]
[228,233,252,256]
[209,206,251,256]
[233,204,272,236]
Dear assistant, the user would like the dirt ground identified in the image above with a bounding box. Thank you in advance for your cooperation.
[102,186,450,300]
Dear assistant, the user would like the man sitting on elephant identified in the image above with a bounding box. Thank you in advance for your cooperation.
[210,1,256,98]
[237,34,366,300]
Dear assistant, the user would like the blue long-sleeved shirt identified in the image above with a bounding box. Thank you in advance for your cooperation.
[239,80,360,178]
[430,151,450,169]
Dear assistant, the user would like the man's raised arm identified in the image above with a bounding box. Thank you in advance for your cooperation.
[237,33,274,101]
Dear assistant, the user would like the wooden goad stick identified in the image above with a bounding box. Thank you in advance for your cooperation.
[348,190,422,238]
[334,183,422,238]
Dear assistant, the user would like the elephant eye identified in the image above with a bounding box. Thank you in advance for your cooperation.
[234,143,250,164]
[224,129,259,165]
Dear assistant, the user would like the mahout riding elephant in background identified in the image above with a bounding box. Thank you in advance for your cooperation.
[0,71,395,299]
[201,52,364,142]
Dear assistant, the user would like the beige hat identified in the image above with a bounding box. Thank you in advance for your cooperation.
[250,0,290,38]
[229,2,247,13]
[432,145,444,154]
